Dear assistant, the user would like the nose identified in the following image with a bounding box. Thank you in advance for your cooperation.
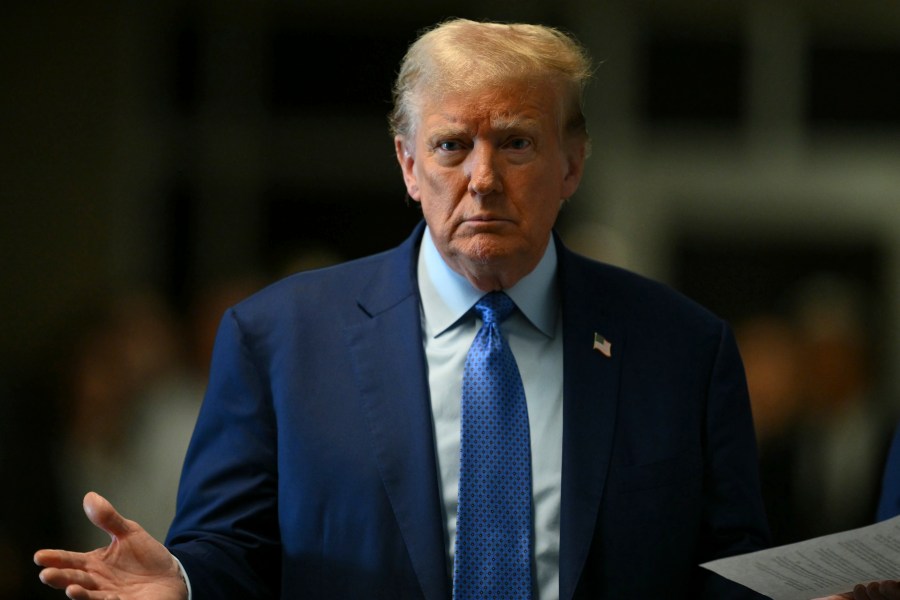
[466,143,503,197]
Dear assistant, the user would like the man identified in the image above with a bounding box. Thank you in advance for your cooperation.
[36,19,770,599]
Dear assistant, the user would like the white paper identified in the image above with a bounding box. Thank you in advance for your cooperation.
[701,515,900,600]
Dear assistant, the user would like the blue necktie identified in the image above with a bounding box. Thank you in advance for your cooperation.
[454,291,533,599]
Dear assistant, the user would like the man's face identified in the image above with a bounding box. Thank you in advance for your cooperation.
[395,81,586,291]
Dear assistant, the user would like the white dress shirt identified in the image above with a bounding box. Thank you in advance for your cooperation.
[417,227,564,600]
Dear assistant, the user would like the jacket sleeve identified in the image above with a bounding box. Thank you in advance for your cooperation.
[696,322,772,598]
[165,308,281,599]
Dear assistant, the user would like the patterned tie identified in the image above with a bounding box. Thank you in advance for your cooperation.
[454,291,533,599]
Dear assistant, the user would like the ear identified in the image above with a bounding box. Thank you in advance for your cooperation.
[395,135,421,202]
[560,137,587,200]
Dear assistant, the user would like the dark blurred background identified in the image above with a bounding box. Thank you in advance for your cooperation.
[2,1,899,597]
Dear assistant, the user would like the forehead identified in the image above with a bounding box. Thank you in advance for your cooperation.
[415,81,561,135]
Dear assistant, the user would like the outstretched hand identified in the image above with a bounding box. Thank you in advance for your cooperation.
[34,492,188,600]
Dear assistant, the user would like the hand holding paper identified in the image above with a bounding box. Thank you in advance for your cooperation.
[702,516,900,600]
[815,580,900,600]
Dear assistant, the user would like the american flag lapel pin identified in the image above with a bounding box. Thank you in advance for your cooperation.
[593,332,612,358]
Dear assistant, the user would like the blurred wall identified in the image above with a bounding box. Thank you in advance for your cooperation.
[3,4,123,374]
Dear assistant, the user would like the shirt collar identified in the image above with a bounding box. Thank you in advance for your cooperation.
[417,226,559,338]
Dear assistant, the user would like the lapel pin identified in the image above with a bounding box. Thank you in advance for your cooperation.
[593,332,612,358]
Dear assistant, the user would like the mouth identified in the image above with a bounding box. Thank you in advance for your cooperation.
[462,214,512,225]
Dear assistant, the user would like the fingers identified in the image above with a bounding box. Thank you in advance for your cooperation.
[64,585,121,600]
[866,581,900,600]
[881,581,900,599]
[37,564,124,600]
[37,566,96,591]
[34,548,89,569]
[854,581,900,600]
[83,491,132,539]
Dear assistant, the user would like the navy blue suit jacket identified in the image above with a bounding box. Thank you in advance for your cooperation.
[166,223,770,598]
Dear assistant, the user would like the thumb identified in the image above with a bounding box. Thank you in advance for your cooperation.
[83,491,133,540]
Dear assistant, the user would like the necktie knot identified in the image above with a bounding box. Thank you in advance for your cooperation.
[474,291,515,326]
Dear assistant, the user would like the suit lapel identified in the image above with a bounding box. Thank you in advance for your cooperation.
[346,225,451,600]
[556,243,625,600]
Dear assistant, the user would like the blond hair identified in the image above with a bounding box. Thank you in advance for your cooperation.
[389,19,592,143]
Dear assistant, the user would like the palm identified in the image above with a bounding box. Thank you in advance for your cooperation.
[35,492,186,600]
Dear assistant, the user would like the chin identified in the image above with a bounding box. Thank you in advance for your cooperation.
[457,234,516,264]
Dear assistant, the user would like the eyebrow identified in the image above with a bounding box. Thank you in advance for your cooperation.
[425,125,471,144]
[489,113,541,132]
[426,114,542,140]
[426,114,541,141]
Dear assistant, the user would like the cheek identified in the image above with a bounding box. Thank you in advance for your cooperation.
[418,167,465,210]
[515,175,565,225]
[419,166,446,196]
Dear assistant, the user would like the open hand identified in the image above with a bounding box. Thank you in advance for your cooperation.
[34,492,187,600]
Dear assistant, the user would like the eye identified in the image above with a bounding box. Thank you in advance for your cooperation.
[437,140,465,152]
[505,137,532,151]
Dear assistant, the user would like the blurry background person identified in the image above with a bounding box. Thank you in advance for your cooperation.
[57,290,204,548]
[735,312,805,545]
[789,275,893,540]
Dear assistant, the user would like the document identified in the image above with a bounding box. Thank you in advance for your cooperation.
[701,515,900,600]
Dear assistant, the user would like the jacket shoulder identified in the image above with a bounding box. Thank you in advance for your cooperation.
[560,249,727,334]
